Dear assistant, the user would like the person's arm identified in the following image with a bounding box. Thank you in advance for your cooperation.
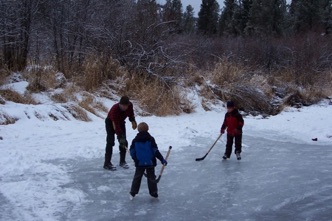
[127,102,136,122]
[220,114,227,133]
[236,113,244,130]
[151,137,167,164]
[127,103,137,130]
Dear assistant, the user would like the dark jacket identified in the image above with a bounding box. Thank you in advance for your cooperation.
[221,109,244,136]
[130,131,164,168]
[107,102,135,136]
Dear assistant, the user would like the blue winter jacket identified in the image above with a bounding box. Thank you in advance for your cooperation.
[130,131,164,167]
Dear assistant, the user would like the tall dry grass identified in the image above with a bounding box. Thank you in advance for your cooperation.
[203,58,332,114]
[79,55,128,91]
[0,113,17,125]
[0,89,37,104]
[25,65,59,92]
[0,67,10,86]
[122,74,193,116]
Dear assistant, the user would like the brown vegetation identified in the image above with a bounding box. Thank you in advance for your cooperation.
[0,113,17,125]
[122,74,193,116]
[25,66,58,92]
[63,104,91,122]
[0,89,37,105]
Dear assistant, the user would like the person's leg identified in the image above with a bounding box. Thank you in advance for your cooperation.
[104,118,115,167]
[224,134,234,158]
[130,167,145,196]
[146,167,158,198]
[234,134,242,155]
[118,122,128,165]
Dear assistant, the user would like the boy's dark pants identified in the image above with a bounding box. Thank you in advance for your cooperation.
[130,167,158,195]
[104,118,127,165]
[224,134,242,157]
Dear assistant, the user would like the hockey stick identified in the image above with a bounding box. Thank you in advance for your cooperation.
[195,134,222,161]
[144,146,172,183]
[154,146,172,183]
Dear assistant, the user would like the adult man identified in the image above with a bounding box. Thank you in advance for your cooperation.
[104,96,137,170]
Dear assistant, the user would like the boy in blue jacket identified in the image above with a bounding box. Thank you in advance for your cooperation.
[129,122,167,199]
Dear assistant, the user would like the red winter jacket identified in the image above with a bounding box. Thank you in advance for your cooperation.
[220,109,244,136]
[107,102,135,136]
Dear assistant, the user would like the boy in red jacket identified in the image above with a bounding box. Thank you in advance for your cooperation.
[220,101,244,160]
[104,96,137,170]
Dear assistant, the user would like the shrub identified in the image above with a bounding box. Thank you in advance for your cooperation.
[79,55,128,91]
[0,89,37,104]
[63,104,91,122]
[122,74,193,116]
[25,65,59,92]
[0,113,17,125]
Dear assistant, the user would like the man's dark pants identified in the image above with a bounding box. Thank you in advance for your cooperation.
[104,118,127,166]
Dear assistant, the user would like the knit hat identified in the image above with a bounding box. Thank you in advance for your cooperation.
[226,101,235,108]
[119,96,130,105]
[138,122,149,132]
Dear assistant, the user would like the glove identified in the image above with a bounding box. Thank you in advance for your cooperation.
[118,135,128,148]
[161,159,167,166]
[220,129,225,134]
[132,121,137,130]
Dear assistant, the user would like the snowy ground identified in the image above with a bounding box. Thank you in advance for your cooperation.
[1,86,332,220]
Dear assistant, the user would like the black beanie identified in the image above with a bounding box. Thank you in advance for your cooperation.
[119,96,130,105]
[227,101,235,108]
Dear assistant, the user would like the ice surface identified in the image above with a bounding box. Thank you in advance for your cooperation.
[1,95,332,220]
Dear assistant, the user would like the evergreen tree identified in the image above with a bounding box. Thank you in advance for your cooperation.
[237,0,254,34]
[219,0,238,36]
[319,0,332,34]
[182,5,196,34]
[291,0,330,33]
[197,0,220,35]
[245,0,287,37]
[163,0,183,33]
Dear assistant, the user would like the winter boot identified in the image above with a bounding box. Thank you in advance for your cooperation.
[236,152,241,160]
[222,154,228,160]
[150,192,158,198]
[119,161,129,169]
[103,163,116,171]
[104,150,115,170]
[130,192,136,200]
[119,152,129,169]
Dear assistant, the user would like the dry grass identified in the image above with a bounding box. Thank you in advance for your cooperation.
[211,60,247,87]
[25,66,59,92]
[0,89,37,104]
[0,67,10,86]
[62,84,80,102]
[78,94,98,116]
[63,104,91,122]
[78,93,108,118]
[0,113,18,125]
[123,75,193,116]
[80,55,128,91]
[0,95,5,104]
[93,101,108,113]
[50,93,68,103]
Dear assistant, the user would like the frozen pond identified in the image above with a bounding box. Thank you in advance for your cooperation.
[53,135,332,221]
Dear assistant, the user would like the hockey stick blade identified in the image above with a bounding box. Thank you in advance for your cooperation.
[195,134,222,162]
[195,154,208,161]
